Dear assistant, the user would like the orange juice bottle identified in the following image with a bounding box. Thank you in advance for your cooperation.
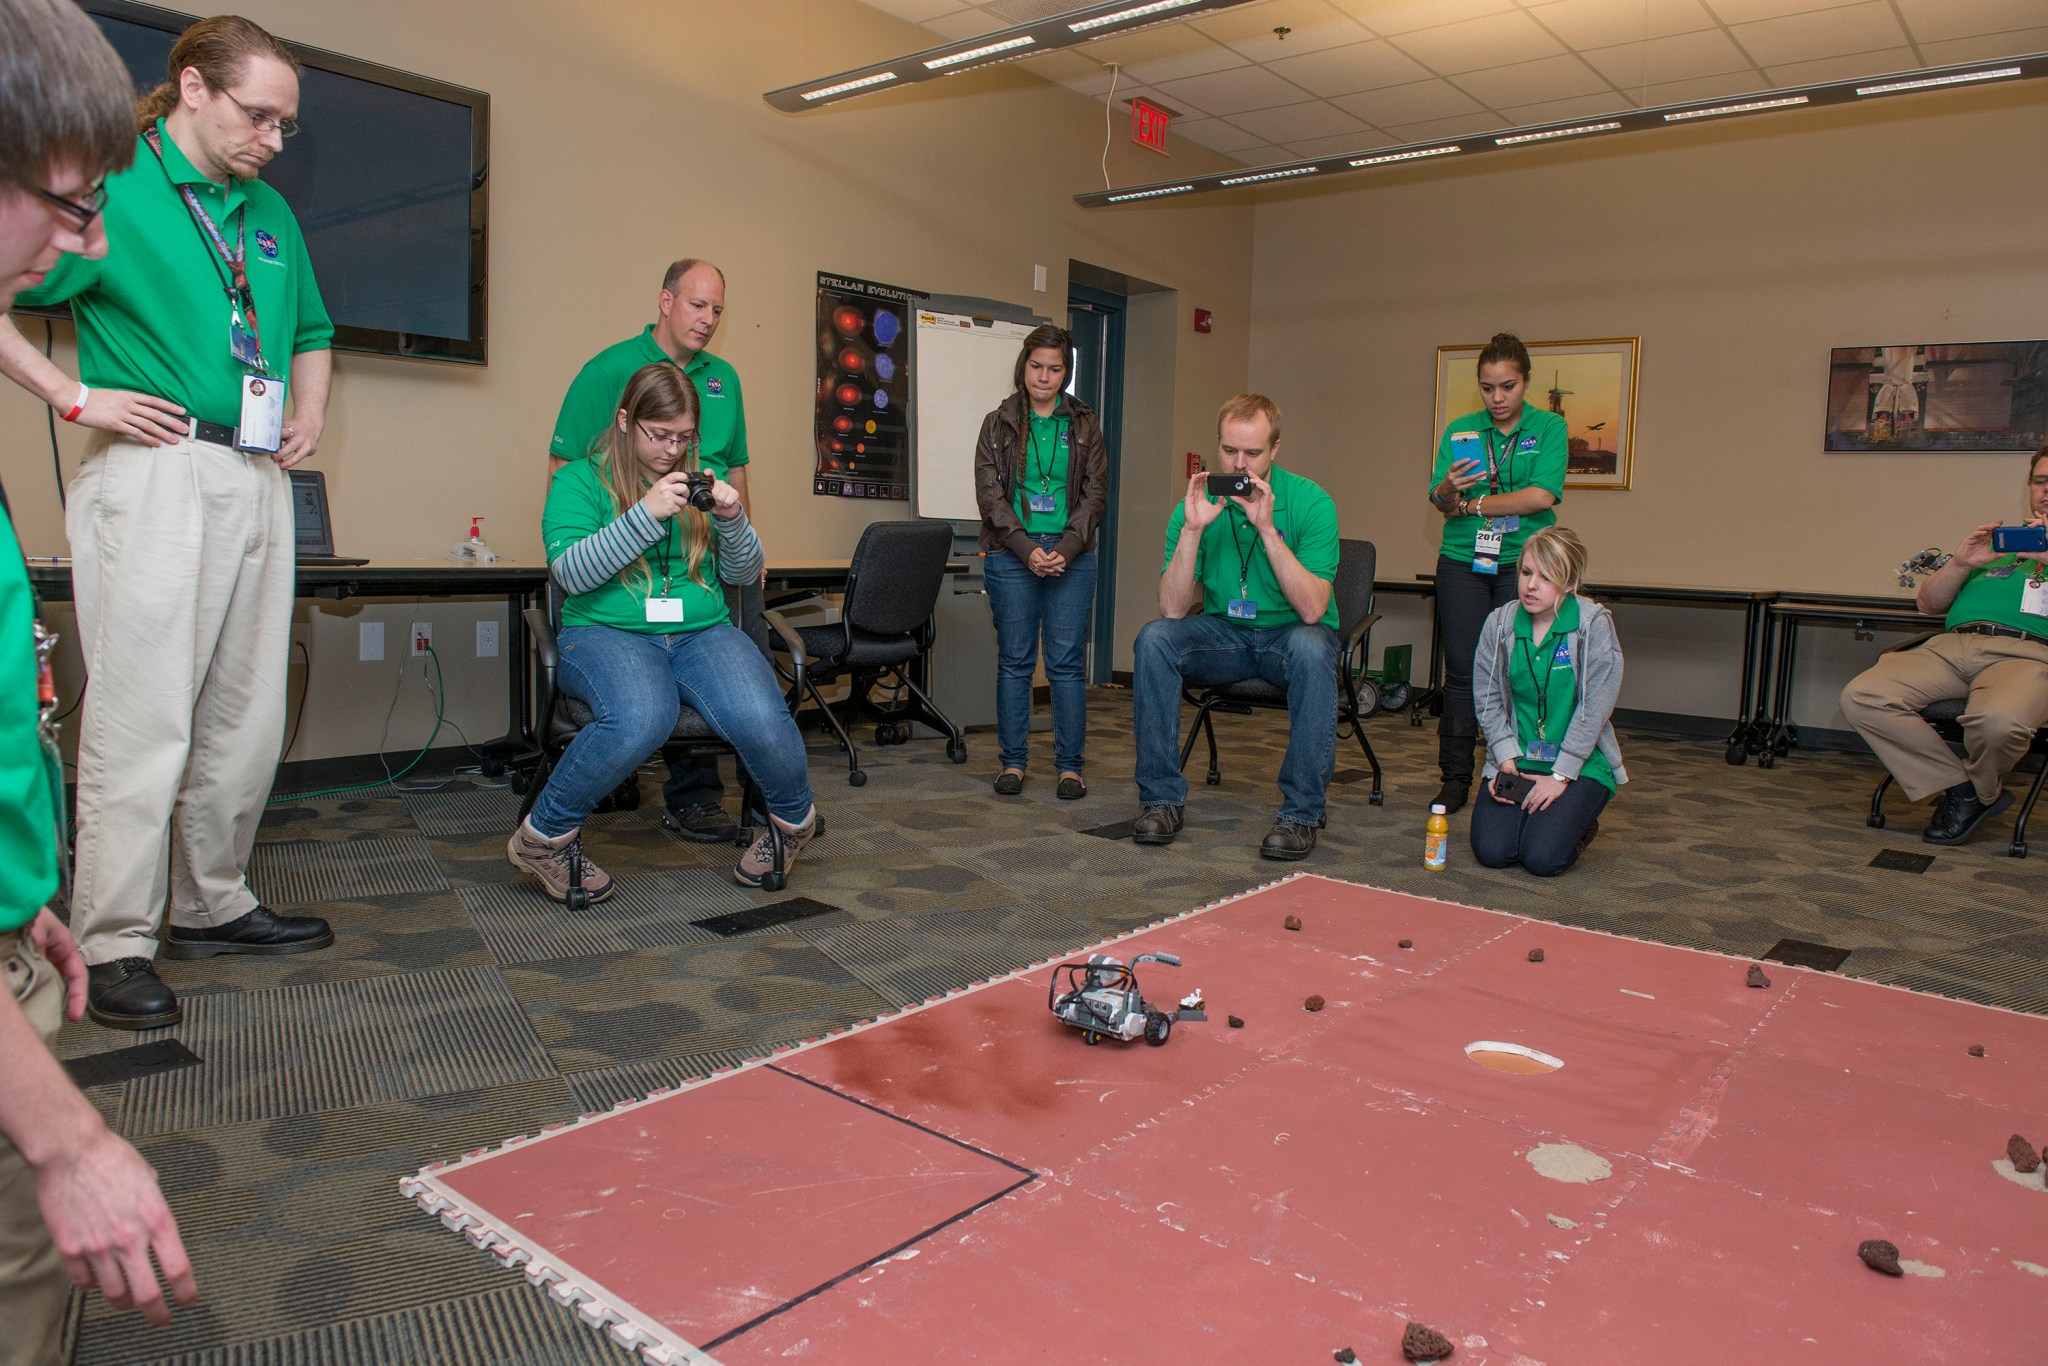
[1424,803,1449,871]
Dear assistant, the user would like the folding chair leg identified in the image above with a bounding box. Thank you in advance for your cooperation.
[1177,703,1206,773]
[2007,760,2047,858]
[516,748,557,824]
[1354,727,1385,806]
[1203,710,1220,787]
[1866,772,1895,830]
[887,668,970,761]
[803,675,863,785]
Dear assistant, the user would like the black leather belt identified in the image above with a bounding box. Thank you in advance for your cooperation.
[189,418,240,447]
[1954,621,2048,648]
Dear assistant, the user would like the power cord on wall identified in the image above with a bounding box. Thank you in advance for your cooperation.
[267,641,448,803]
[1100,63,1120,190]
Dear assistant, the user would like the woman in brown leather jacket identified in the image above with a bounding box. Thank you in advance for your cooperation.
[972,325,1109,799]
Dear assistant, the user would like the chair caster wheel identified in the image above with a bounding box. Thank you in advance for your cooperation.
[947,739,968,764]
[509,772,529,795]
[760,872,787,892]
[849,770,867,787]
[1369,792,1385,806]
[617,784,641,811]
[875,723,905,745]
[1758,753,1775,770]
[1408,710,1423,727]
[2012,841,2028,859]
[1725,744,1746,766]
[1205,773,1221,786]
[1867,814,1886,829]
[564,887,590,912]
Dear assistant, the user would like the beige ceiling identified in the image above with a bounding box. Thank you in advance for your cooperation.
[850,0,2048,165]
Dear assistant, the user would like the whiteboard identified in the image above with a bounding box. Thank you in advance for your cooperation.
[914,311,1036,524]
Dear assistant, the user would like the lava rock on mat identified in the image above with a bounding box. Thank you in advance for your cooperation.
[1227,1015,1244,1028]
[1746,965,1771,989]
[1527,947,1545,963]
[1399,939,1414,950]
[1304,994,1326,1013]
[1857,1239,1904,1276]
[1333,1350,1357,1364]
[1968,1044,1986,1057]
[2007,1134,2041,1173]
[1284,915,1303,931]
[1401,1321,1456,1361]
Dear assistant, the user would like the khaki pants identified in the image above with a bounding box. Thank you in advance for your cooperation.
[1840,631,2048,802]
[67,434,294,965]
[0,929,70,1366]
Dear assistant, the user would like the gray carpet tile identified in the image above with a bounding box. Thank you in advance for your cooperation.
[248,833,450,906]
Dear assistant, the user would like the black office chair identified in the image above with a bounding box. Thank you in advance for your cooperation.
[770,519,968,786]
[1865,694,2048,858]
[515,582,812,902]
[1177,537,1385,806]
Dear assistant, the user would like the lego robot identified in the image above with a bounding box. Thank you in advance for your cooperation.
[1048,952,1205,1046]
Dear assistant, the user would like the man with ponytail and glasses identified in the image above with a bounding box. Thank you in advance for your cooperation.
[0,13,337,1032]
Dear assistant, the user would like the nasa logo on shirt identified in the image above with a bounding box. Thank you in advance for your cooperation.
[705,377,724,396]
[254,229,279,259]
[1552,638,1572,667]
[1518,435,1539,453]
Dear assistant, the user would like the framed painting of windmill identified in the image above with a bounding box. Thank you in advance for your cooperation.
[1433,337,1639,491]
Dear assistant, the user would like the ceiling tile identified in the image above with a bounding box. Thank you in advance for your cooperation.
[1192,0,1376,60]
[1083,23,1240,71]
[858,0,971,20]
[1153,63,1323,115]
[1702,0,1870,22]
[1389,9,1569,73]
[1895,0,2048,44]
[1522,0,1718,49]
[1331,76,1485,123]
[1229,98,1376,141]
[1120,39,1254,87]
[1378,109,1510,141]
[1729,1,1911,67]
[1917,26,2048,64]
[1286,129,1399,158]
[1583,28,1758,88]
[1452,52,1617,107]
[1017,49,1107,81]
[1497,91,1636,125]
[1172,115,1274,153]
[981,0,1085,19]
[1631,70,1770,106]
[1224,142,1294,165]
[1763,47,1919,85]
[917,8,1003,40]
[1264,39,1433,95]
[1331,0,1518,37]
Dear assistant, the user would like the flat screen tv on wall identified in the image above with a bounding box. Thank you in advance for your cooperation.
[53,0,491,364]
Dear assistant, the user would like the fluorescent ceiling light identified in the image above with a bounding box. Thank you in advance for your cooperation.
[1218,166,1317,186]
[800,72,897,102]
[1856,65,2020,95]
[1069,0,1201,33]
[1494,121,1622,146]
[1664,95,1807,121]
[925,36,1036,70]
[1106,183,1195,202]
[1350,144,1461,166]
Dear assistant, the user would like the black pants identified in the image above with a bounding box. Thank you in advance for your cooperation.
[1470,773,1610,877]
[1435,553,1519,738]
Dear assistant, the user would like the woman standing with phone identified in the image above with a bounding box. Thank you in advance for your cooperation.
[1427,333,1569,812]
[1471,527,1625,877]
[972,326,1109,799]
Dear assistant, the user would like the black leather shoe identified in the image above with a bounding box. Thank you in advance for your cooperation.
[1056,774,1086,801]
[161,906,335,959]
[663,801,740,843]
[1923,787,2013,846]
[1431,779,1470,815]
[1261,819,1318,861]
[86,958,181,1030]
[993,770,1025,796]
[1132,804,1184,846]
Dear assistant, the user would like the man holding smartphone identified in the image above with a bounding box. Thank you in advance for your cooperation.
[1128,394,1340,860]
[1841,445,2048,845]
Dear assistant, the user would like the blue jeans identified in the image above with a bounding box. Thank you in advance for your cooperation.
[660,579,766,811]
[1132,614,1339,826]
[531,622,813,838]
[983,536,1096,773]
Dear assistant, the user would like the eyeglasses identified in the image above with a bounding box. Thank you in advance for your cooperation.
[637,423,699,452]
[34,181,107,233]
[226,92,300,138]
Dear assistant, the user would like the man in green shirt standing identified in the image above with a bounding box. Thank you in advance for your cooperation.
[0,14,337,1032]
[1129,394,1342,860]
[0,0,197,1352]
[549,258,760,842]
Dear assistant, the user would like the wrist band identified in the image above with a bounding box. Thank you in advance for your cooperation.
[59,384,87,423]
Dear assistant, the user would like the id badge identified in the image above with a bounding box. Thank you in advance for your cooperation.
[1473,522,1505,559]
[1227,597,1258,620]
[1496,515,1520,533]
[1526,740,1560,762]
[645,597,685,623]
[236,374,284,453]
[229,313,263,369]
[2022,576,2048,619]
[1472,555,1499,576]
[1027,492,1057,514]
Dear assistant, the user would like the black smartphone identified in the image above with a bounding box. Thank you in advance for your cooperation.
[1206,472,1252,499]
[1991,524,2047,554]
[1492,770,1536,804]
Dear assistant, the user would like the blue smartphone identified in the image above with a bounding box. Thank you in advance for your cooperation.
[1991,524,2047,554]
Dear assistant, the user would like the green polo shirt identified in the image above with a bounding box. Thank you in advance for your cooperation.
[1162,464,1339,630]
[1432,407,1568,566]
[1946,555,2048,634]
[0,512,57,931]
[543,458,730,635]
[15,122,332,428]
[1016,409,1072,534]
[548,326,749,476]
[1508,596,1615,794]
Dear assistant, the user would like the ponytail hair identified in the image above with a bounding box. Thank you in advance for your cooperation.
[135,14,298,133]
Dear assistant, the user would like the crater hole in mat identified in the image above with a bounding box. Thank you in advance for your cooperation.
[1465,1040,1563,1075]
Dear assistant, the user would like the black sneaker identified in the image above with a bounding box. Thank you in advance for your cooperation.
[1132,804,1184,846]
[86,958,181,1030]
[1260,819,1318,861]
[1923,787,2013,846]
[663,801,740,843]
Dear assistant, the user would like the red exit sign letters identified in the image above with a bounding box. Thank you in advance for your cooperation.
[1130,97,1170,155]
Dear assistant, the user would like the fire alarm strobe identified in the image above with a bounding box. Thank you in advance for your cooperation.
[1193,308,1213,333]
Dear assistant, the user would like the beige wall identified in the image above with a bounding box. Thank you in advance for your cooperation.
[1248,82,2048,726]
[3,0,1257,759]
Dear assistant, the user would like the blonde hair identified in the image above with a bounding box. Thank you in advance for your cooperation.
[592,362,713,596]
[1216,392,1282,445]
[1519,526,1586,594]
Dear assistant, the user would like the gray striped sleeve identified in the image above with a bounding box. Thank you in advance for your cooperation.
[713,507,764,586]
[549,502,667,595]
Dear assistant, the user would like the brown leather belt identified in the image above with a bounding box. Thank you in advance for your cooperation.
[1954,621,2048,648]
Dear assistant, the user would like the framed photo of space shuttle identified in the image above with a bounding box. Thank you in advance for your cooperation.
[1433,337,1639,491]
[1824,342,2047,453]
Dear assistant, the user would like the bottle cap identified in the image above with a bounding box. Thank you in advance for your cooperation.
[1430,804,1446,814]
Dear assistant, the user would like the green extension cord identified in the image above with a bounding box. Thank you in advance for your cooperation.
[266,643,447,804]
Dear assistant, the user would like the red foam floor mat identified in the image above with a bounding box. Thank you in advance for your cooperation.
[404,875,2048,1363]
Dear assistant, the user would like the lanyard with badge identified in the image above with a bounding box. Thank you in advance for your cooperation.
[1471,426,1523,575]
[2025,556,2048,618]
[143,127,284,453]
[1225,504,1262,620]
[645,518,687,623]
[1023,418,1065,515]
[1518,630,1571,762]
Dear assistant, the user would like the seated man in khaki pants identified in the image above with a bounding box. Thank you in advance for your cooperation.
[1841,445,2048,846]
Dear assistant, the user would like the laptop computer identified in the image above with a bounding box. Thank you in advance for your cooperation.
[288,469,369,567]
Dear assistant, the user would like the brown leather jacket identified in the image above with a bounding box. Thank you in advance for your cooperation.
[973,390,1109,564]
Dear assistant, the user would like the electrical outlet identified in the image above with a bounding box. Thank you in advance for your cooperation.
[359,621,384,661]
[476,620,499,658]
[411,621,432,657]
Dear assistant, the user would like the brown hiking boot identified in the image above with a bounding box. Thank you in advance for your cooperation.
[507,819,615,905]
[734,807,818,888]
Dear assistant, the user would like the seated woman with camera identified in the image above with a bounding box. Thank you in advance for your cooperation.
[1471,526,1626,877]
[509,361,817,901]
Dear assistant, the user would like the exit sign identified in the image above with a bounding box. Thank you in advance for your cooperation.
[1130,97,1170,155]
